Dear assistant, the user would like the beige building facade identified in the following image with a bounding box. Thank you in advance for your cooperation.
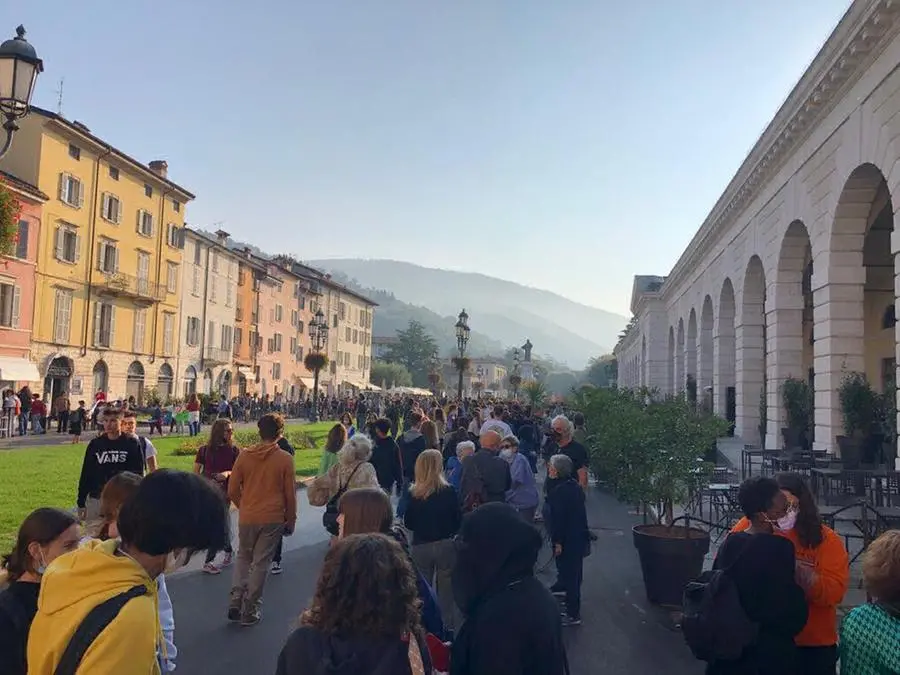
[319,280,376,395]
[615,0,900,469]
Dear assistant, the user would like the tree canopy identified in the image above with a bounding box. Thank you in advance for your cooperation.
[384,320,439,387]
[370,360,413,388]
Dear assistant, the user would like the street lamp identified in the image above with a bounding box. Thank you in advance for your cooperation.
[0,26,43,160]
[510,348,522,400]
[307,307,329,422]
[454,308,470,400]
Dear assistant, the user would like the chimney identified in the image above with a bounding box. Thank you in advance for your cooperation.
[215,229,230,244]
[148,160,168,179]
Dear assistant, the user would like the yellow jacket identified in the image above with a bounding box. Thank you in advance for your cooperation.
[27,538,161,675]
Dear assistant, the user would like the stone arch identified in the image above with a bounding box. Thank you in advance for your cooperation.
[699,295,715,410]
[641,336,647,387]
[716,278,737,430]
[126,361,145,405]
[817,162,896,458]
[157,363,174,402]
[667,326,676,395]
[676,318,685,394]
[737,255,766,445]
[183,366,197,398]
[92,360,109,397]
[769,220,814,447]
[686,308,698,402]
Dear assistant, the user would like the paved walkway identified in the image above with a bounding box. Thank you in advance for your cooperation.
[167,488,702,674]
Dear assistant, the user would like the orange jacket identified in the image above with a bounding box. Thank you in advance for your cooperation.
[731,517,848,646]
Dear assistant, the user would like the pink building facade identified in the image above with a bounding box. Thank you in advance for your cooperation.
[0,171,45,390]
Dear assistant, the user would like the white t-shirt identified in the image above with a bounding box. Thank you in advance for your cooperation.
[480,418,512,439]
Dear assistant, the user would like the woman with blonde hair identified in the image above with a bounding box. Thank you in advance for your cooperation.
[404,448,462,635]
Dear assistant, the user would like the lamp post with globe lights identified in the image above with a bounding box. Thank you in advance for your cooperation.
[509,348,522,400]
[453,309,470,400]
[0,26,43,160]
[304,308,329,422]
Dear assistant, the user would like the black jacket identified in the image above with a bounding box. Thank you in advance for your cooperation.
[76,434,145,506]
[398,429,427,481]
[546,478,589,555]
[0,580,40,675]
[707,532,808,675]
[276,626,432,675]
[451,503,568,675]
[370,435,402,490]
[458,450,510,506]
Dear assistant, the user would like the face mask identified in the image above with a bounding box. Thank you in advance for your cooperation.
[776,510,798,532]
[500,449,514,461]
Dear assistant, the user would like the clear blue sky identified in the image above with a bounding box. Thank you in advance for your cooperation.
[17,0,851,315]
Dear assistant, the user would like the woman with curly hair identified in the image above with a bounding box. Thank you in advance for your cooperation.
[275,533,433,675]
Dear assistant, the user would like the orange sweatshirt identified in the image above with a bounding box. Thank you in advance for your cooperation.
[731,517,848,646]
[227,441,297,527]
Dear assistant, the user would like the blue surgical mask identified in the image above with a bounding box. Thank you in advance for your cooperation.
[35,550,47,576]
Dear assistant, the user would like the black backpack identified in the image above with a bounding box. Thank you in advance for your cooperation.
[54,584,148,675]
[681,568,758,662]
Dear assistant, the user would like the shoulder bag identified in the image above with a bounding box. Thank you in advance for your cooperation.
[322,463,363,535]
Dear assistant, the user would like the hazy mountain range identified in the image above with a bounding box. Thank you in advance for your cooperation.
[309,259,627,368]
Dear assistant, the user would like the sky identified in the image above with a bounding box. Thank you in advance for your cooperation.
[17,0,852,316]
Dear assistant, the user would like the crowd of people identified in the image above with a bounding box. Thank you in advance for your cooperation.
[0,390,898,674]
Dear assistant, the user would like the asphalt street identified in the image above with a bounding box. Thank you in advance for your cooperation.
[168,488,703,674]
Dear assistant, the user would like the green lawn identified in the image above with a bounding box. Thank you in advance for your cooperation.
[0,422,334,551]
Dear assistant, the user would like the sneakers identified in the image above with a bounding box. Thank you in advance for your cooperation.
[241,610,261,627]
[561,614,582,627]
[221,552,233,567]
[227,606,241,623]
[202,562,220,575]
[270,560,282,575]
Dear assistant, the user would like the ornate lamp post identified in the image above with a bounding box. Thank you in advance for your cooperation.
[510,348,522,400]
[454,308,470,401]
[0,26,43,160]
[305,308,329,422]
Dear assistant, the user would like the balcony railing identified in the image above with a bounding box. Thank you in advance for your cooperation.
[204,346,232,365]
[93,271,166,303]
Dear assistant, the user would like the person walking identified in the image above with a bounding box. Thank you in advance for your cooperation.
[404,449,462,637]
[76,407,145,525]
[275,534,433,675]
[186,393,201,436]
[227,413,297,626]
[501,435,540,522]
[458,430,511,511]
[194,419,240,574]
[370,417,402,494]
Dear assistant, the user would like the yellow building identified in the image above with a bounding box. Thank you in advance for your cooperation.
[0,107,194,403]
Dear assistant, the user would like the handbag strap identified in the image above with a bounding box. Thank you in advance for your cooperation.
[337,462,363,496]
[407,633,425,675]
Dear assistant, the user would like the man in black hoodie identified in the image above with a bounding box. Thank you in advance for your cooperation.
[397,411,427,516]
[370,417,402,493]
[451,502,568,675]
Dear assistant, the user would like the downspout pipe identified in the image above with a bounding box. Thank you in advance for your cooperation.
[81,145,113,357]
[148,186,172,364]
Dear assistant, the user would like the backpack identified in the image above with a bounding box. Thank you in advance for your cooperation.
[322,463,363,535]
[462,456,488,513]
[54,584,148,675]
[681,568,758,662]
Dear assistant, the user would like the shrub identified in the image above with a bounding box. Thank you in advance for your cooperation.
[574,387,728,525]
[174,427,316,456]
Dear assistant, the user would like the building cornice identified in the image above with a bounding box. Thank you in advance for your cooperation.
[663,0,900,295]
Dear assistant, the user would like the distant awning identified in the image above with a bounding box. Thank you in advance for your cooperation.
[0,356,41,383]
[298,377,316,389]
[237,367,254,379]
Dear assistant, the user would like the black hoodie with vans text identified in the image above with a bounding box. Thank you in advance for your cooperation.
[76,433,145,507]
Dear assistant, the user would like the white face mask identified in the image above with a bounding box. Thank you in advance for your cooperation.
[500,449,514,461]
[35,550,48,576]
[776,510,798,532]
